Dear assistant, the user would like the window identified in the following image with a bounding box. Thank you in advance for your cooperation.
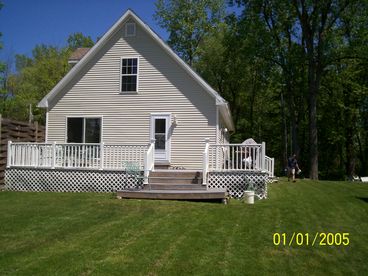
[125,23,136,37]
[154,118,166,150]
[121,58,138,92]
[67,117,101,143]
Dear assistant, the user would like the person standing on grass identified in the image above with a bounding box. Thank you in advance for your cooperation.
[287,154,301,182]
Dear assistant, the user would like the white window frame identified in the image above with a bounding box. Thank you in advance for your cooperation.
[125,22,136,37]
[65,116,103,143]
[120,56,139,93]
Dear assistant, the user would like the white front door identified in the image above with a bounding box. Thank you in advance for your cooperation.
[150,114,171,163]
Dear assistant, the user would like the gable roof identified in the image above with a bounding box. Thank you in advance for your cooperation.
[38,9,234,131]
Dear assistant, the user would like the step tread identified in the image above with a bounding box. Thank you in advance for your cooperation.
[148,176,203,180]
[144,184,206,190]
[149,171,202,177]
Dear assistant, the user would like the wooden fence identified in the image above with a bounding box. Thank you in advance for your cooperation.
[0,115,45,185]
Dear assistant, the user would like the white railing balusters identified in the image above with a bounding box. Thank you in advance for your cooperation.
[100,142,104,170]
[204,142,274,177]
[8,142,149,171]
[208,144,261,171]
[52,142,56,169]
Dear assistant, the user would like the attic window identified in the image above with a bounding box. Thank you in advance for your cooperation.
[125,23,136,37]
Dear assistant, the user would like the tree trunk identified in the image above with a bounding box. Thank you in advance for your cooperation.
[308,76,319,180]
[280,91,288,171]
[286,81,300,157]
[344,92,356,176]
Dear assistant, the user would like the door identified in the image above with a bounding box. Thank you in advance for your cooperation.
[150,114,171,163]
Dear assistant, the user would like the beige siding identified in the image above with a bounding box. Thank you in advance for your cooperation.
[47,18,217,169]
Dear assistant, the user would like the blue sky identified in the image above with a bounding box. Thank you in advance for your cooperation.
[0,0,241,63]
[0,0,168,60]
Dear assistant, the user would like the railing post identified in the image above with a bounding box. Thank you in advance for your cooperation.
[144,139,155,185]
[100,142,104,170]
[272,157,275,177]
[202,138,210,186]
[150,139,155,172]
[7,140,12,168]
[144,152,148,184]
[202,152,208,185]
[261,141,266,171]
[52,141,56,169]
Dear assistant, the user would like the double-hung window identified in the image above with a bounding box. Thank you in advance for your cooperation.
[121,58,138,92]
[67,117,101,143]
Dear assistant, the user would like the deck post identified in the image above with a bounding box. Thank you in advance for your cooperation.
[150,139,155,172]
[261,141,266,171]
[202,138,210,186]
[271,157,275,177]
[143,157,148,185]
[100,142,104,170]
[6,140,12,168]
[143,139,155,185]
[52,141,56,169]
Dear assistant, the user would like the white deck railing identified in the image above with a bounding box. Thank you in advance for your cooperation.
[103,144,147,170]
[7,141,154,173]
[202,140,274,185]
[208,143,264,171]
[54,143,101,169]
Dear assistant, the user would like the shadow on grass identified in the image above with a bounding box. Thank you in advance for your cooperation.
[356,197,368,203]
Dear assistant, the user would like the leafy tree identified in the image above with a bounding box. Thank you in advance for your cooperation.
[230,0,368,179]
[154,0,225,66]
[7,45,70,122]
[67,32,94,50]
[1,32,95,123]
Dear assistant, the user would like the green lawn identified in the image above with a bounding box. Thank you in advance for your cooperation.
[0,179,367,275]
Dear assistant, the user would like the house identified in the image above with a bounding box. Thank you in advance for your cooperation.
[38,9,233,170]
[5,10,273,200]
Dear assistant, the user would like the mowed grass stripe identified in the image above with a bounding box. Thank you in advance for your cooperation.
[0,179,367,275]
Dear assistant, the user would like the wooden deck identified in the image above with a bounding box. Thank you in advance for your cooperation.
[116,188,229,203]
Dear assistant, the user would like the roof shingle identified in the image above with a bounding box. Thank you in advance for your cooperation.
[69,48,90,61]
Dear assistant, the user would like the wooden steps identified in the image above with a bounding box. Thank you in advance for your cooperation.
[117,170,228,203]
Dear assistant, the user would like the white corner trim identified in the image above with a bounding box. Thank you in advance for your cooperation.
[216,105,219,144]
[45,108,49,142]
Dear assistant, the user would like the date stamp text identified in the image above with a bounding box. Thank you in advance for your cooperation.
[273,232,350,246]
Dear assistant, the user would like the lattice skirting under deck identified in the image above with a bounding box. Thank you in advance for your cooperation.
[5,168,143,193]
[208,171,268,199]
